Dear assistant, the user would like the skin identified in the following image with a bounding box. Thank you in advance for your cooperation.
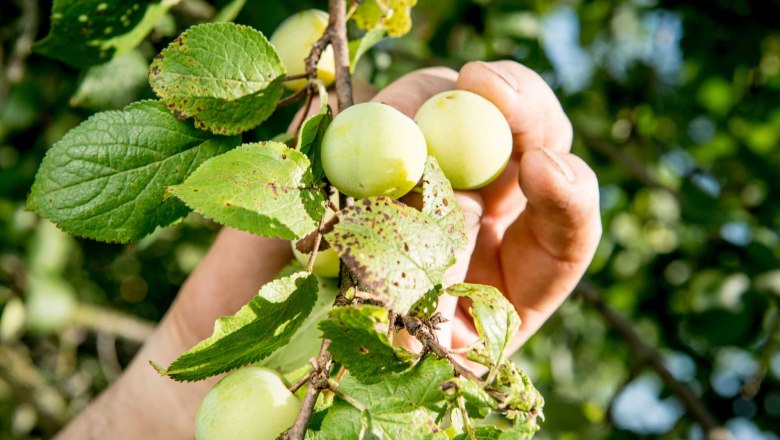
[55,61,601,439]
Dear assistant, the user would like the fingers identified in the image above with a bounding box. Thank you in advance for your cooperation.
[456,61,573,154]
[498,148,601,345]
[370,67,458,117]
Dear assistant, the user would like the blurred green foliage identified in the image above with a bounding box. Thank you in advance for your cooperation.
[1,0,779,438]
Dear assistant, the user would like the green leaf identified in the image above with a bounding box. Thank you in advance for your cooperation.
[422,156,468,251]
[409,286,440,318]
[167,142,325,240]
[452,424,538,440]
[320,305,414,384]
[260,263,338,374]
[348,28,386,73]
[149,22,285,135]
[155,272,318,381]
[70,50,149,110]
[35,0,177,68]
[353,0,418,37]
[296,93,332,183]
[27,100,239,243]
[493,360,544,417]
[309,356,454,439]
[442,377,497,418]
[326,197,456,314]
[453,426,503,440]
[447,284,520,367]
[453,426,501,440]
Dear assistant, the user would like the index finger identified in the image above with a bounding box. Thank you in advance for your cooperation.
[456,61,573,155]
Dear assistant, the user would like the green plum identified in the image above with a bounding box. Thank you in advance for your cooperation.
[321,102,427,199]
[26,276,77,333]
[415,90,512,189]
[270,9,335,91]
[196,366,301,440]
[291,242,341,278]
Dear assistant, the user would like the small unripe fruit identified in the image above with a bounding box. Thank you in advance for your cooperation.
[415,90,512,189]
[270,10,336,91]
[26,276,76,333]
[291,242,340,278]
[196,366,301,440]
[321,102,427,199]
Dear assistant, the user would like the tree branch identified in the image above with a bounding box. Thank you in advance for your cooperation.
[282,3,353,438]
[575,280,732,439]
[326,0,353,110]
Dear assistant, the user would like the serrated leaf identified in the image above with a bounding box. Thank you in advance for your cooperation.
[149,22,285,135]
[155,272,318,381]
[453,426,501,440]
[320,305,414,384]
[422,156,468,251]
[27,100,239,243]
[442,377,497,418]
[260,263,338,374]
[494,360,544,416]
[35,0,177,68]
[296,109,332,183]
[308,356,454,439]
[447,284,520,367]
[453,425,538,440]
[348,28,386,73]
[71,50,149,110]
[326,197,456,314]
[353,0,418,37]
[409,286,440,318]
[167,142,325,240]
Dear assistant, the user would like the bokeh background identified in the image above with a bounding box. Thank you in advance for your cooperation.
[1,0,779,438]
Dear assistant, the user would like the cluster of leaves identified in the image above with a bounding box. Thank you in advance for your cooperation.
[3,0,777,438]
[21,0,544,438]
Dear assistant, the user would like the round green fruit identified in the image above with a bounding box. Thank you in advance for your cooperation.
[321,102,427,199]
[270,9,335,91]
[415,90,512,189]
[291,242,341,278]
[196,366,301,440]
[26,276,77,333]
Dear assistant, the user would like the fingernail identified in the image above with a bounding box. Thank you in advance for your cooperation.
[477,61,519,91]
[540,148,575,183]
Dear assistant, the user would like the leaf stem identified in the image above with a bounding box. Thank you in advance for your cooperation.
[277,87,308,108]
[327,379,366,411]
[457,394,477,440]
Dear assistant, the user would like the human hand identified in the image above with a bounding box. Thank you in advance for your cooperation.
[55,63,600,439]
[374,63,601,367]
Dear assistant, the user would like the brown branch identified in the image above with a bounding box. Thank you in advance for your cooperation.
[283,2,358,437]
[402,315,484,385]
[277,86,308,108]
[575,280,731,439]
[326,0,353,110]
